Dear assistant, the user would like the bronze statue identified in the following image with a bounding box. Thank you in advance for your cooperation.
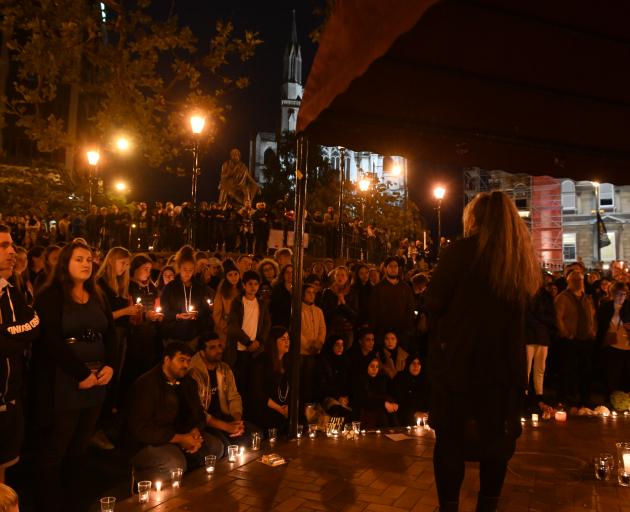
[218,148,259,207]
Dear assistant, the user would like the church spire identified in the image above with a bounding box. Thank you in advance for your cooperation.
[283,10,302,85]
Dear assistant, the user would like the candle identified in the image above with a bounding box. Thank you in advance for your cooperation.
[136,297,142,304]
[624,454,630,474]
[188,305,195,313]
[555,411,567,422]
[207,298,213,307]
[239,446,245,457]
[612,411,618,418]
[416,417,422,428]
[155,481,162,492]
[155,306,162,313]
[520,417,526,423]
[531,414,539,422]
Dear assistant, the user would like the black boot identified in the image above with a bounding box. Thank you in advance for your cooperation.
[476,495,500,512]
[437,502,459,512]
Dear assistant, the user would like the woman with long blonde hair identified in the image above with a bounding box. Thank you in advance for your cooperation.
[426,191,540,512]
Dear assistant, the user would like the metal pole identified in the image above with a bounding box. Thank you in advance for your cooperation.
[595,185,601,264]
[88,165,96,210]
[289,135,308,438]
[437,199,442,259]
[189,139,200,247]
[337,148,346,260]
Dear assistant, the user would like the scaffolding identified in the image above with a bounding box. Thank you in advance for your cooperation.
[463,168,564,269]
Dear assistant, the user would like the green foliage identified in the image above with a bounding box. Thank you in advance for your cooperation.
[2,0,262,170]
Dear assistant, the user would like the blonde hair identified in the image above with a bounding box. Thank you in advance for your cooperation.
[0,483,18,512]
[463,191,540,304]
[95,246,131,299]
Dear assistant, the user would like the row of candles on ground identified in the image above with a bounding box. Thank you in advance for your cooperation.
[521,409,629,425]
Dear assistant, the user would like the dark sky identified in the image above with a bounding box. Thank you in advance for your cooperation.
[129,0,463,239]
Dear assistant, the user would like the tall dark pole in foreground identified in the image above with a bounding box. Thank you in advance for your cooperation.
[337,147,346,259]
[289,135,308,438]
[188,138,200,246]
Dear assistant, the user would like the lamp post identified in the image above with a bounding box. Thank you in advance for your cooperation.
[592,181,601,264]
[86,149,100,209]
[358,175,371,261]
[188,114,206,247]
[337,147,347,259]
[433,185,446,253]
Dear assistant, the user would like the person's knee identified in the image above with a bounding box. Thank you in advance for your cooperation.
[202,432,225,459]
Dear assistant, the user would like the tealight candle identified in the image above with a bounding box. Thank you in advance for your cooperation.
[624,453,630,473]
[136,297,142,304]
[188,305,195,313]
[239,446,245,457]
[555,411,567,422]
[155,306,162,313]
[531,414,539,422]
[155,481,162,492]
[612,411,618,418]
[520,417,526,423]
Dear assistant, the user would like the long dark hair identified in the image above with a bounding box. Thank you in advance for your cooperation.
[274,264,293,289]
[267,325,290,374]
[37,239,104,307]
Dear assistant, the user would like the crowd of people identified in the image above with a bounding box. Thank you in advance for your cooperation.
[1,199,415,263]
[1,191,629,511]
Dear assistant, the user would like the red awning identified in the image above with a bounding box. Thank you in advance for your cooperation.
[298,0,630,182]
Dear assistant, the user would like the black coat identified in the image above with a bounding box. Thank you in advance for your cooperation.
[269,284,292,328]
[391,369,429,425]
[160,276,212,341]
[425,235,526,436]
[524,287,556,346]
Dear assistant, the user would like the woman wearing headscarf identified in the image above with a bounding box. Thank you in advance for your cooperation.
[391,354,429,426]
[315,336,352,419]
[425,191,540,512]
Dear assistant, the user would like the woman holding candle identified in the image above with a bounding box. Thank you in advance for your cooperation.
[119,254,164,399]
[250,326,291,435]
[425,191,540,512]
[212,258,242,344]
[160,245,211,348]
[32,240,116,511]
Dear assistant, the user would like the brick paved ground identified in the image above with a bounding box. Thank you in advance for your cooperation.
[105,415,630,512]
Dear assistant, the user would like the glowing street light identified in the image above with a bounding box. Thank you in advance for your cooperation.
[358,177,371,192]
[391,164,401,176]
[86,150,100,167]
[115,136,131,152]
[433,185,446,252]
[190,115,206,135]
[188,114,207,246]
[114,181,128,192]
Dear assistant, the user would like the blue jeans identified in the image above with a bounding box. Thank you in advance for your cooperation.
[131,431,224,481]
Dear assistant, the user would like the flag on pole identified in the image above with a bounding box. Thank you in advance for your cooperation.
[597,211,611,249]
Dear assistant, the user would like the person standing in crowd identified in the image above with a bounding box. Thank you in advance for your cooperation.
[554,268,596,407]
[321,266,357,348]
[351,263,372,329]
[369,256,414,348]
[157,265,176,294]
[257,258,278,307]
[32,240,115,511]
[26,246,45,287]
[204,257,223,291]
[270,264,293,327]
[237,254,253,275]
[425,191,541,512]
[212,259,242,344]
[121,254,164,401]
[252,202,270,255]
[189,332,260,447]
[238,201,255,254]
[11,246,33,305]
[85,205,100,248]
[226,270,270,394]
[274,248,292,269]
[596,281,630,397]
[32,245,61,292]
[392,355,429,426]
[161,246,211,348]
[250,326,291,436]
[126,341,224,482]
[524,282,556,406]
[300,283,326,403]
[315,336,351,419]
[0,225,39,484]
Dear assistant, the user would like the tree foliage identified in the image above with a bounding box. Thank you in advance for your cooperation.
[1,0,262,171]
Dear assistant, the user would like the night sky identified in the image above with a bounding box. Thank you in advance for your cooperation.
[129,0,462,239]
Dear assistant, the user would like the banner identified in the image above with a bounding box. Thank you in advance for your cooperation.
[597,211,611,249]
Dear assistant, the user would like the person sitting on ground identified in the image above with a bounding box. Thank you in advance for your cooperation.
[346,327,377,382]
[249,326,291,436]
[315,336,352,419]
[378,329,409,380]
[189,332,261,447]
[391,354,429,426]
[126,341,224,481]
[351,356,399,429]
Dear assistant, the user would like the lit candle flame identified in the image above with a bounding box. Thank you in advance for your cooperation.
[155,481,162,492]
[136,297,142,304]
[155,306,162,313]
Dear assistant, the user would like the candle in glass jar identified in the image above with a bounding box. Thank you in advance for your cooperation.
[155,306,162,313]
[188,305,195,313]
[136,297,142,304]
[239,446,245,457]
[624,454,630,473]
[531,413,539,422]
[155,481,162,492]
[555,411,567,422]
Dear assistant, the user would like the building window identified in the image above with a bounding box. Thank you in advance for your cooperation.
[561,180,576,212]
[599,183,614,211]
[563,233,577,262]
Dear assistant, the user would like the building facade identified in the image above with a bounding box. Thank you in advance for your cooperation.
[252,12,407,197]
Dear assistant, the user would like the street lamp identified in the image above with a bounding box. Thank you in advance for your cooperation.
[188,114,206,246]
[115,136,131,152]
[86,149,100,209]
[114,181,128,192]
[433,186,446,253]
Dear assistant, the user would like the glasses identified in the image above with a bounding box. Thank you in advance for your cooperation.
[170,467,183,488]
[204,454,216,474]
[100,496,116,511]
[137,481,151,503]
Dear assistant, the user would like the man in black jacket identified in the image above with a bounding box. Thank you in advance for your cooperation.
[127,341,224,481]
[0,224,40,483]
